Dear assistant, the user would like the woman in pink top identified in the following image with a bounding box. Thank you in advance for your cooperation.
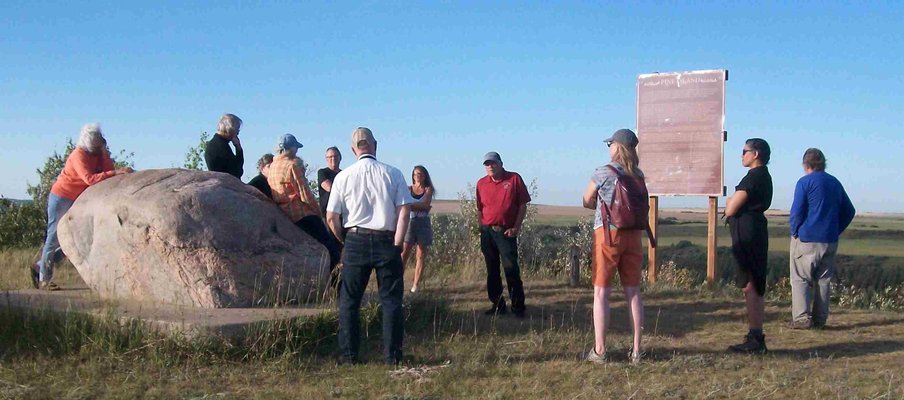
[32,123,132,290]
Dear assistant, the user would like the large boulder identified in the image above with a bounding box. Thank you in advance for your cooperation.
[57,168,330,308]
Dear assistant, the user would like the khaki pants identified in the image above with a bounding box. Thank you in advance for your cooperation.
[790,237,838,325]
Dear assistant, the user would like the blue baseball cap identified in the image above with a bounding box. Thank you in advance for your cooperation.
[278,133,303,150]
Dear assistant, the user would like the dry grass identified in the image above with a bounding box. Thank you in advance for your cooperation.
[2,277,902,399]
[0,247,83,291]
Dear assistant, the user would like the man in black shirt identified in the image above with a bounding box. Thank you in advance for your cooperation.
[317,146,342,217]
[204,113,244,178]
[247,153,273,199]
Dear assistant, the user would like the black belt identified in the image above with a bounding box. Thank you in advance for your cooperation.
[481,224,507,232]
[348,226,395,236]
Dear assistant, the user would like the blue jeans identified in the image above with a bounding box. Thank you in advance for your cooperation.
[338,230,404,364]
[38,193,75,282]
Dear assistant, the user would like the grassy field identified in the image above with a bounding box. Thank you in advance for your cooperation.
[653,223,904,258]
[2,207,902,398]
[2,277,903,399]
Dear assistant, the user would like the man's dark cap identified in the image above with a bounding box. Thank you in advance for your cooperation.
[604,128,639,147]
[483,151,502,165]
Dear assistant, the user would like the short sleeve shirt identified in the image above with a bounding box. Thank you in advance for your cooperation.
[735,166,773,214]
[476,171,531,227]
[325,155,411,231]
[590,162,645,229]
[317,167,340,215]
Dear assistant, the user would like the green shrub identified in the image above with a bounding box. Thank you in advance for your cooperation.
[0,139,134,249]
[0,199,45,249]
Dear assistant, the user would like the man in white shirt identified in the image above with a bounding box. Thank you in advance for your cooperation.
[326,127,411,365]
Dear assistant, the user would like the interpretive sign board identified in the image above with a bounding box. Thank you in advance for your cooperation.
[636,69,726,196]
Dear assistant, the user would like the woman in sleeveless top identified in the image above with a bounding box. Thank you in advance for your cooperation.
[402,165,435,293]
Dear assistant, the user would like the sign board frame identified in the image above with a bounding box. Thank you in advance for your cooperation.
[636,69,727,197]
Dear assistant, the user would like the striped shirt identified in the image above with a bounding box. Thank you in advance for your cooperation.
[267,154,320,222]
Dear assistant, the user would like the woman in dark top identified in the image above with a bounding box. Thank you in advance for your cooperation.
[204,113,244,178]
[724,138,773,354]
[248,153,274,199]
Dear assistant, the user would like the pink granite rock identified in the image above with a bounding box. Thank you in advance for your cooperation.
[57,169,330,308]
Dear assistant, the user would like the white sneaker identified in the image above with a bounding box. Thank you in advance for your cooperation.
[584,348,607,364]
[628,350,644,365]
[410,286,417,293]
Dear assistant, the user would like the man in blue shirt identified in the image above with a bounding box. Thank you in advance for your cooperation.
[788,148,855,329]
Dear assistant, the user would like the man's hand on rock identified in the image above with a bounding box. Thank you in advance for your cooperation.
[116,167,134,175]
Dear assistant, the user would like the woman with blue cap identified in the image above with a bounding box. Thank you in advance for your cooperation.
[267,134,341,278]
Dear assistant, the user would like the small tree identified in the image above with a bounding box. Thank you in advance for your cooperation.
[26,139,76,216]
[0,198,46,249]
[4,139,134,248]
[184,131,209,170]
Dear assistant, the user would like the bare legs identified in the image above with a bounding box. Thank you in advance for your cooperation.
[742,282,764,330]
[624,286,644,353]
[592,286,611,354]
[401,243,430,292]
[592,286,643,355]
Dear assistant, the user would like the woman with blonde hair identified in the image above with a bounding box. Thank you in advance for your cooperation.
[401,165,434,293]
[32,123,133,290]
[581,128,646,364]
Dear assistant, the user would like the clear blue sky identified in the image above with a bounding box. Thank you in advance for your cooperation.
[2,2,902,212]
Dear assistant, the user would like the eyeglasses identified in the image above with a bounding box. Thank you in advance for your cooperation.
[742,149,754,155]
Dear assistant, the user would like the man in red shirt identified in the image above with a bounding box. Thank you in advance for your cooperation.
[476,152,531,318]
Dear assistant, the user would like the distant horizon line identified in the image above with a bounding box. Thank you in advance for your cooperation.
[3,196,898,216]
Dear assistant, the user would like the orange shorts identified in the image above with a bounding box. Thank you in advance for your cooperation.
[591,228,643,288]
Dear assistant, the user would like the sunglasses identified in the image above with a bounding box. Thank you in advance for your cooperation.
[606,141,613,148]
[742,149,754,155]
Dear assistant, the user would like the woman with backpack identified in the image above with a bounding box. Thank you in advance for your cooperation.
[581,128,648,364]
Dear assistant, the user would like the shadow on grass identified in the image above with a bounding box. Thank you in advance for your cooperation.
[432,281,784,340]
[823,318,904,331]
[649,338,904,361]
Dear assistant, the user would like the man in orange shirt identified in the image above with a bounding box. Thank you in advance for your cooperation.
[33,123,132,290]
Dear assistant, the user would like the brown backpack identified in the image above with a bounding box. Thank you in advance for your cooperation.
[601,165,656,248]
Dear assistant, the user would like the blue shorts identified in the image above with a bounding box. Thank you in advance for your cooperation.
[404,216,433,246]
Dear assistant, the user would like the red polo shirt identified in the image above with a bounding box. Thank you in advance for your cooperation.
[476,170,531,228]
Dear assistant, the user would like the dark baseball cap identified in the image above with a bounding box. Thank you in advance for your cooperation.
[604,128,639,147]
[483,151,503,165]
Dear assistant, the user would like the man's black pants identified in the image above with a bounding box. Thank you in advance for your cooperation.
[480,226,525,312]
[295,215,341,269]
